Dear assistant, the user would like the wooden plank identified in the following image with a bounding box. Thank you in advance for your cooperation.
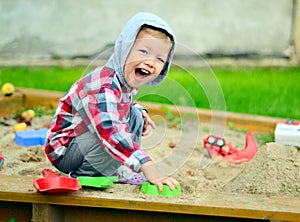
[0,88,288,133]
[0,90,24,116]
[0,174,299,221]
[59,205,257,222]
[138,102,287,133]
[17,87,63,109]
[32,204,64,222]
[0,201,32,222]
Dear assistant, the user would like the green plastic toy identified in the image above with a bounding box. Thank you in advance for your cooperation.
[77,176,118,189]
[140,181,181,197]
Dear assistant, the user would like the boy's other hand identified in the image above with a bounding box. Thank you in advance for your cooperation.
[141,110,156,136]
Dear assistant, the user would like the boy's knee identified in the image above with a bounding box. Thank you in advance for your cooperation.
[129,107,144,144]
[130,107,144,124]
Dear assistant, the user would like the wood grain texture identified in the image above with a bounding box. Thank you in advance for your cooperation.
[0,174,299,221]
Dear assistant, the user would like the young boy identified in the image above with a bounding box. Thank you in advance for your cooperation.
[45,12,178,192]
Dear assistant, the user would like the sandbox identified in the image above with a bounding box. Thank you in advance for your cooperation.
[0,88,299,222]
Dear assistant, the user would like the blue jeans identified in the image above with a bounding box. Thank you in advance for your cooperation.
[55,106,144,177]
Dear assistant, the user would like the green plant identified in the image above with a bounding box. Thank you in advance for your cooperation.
[255,131,274,144]
[161,105,181,128]
[227,121,248,133]
[280,182,287,193]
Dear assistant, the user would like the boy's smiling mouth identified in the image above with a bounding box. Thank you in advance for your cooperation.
[135,68,151,79]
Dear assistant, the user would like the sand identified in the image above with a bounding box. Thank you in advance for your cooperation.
[0,114,299,199]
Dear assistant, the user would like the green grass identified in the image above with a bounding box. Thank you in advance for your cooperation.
[0,66,87,92]
[137,66,300,120]
[1,66,300,119]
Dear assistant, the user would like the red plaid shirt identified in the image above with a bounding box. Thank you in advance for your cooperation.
[45,66,151,172]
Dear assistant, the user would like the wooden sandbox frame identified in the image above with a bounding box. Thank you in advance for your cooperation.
[0,88,299,222]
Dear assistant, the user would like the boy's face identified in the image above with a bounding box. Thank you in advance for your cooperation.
[124,30,172,88]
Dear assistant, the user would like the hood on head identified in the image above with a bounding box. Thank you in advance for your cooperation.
[107,12,176,87]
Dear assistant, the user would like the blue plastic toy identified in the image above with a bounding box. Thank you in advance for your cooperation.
[15,128,49,146]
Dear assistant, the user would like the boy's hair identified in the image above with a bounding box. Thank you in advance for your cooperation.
[140,25,174,43]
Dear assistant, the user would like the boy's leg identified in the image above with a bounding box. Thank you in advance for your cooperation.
[115,106,147,184]
[128,106,144,146]
[55,131,121,177]
[55,106,144,178]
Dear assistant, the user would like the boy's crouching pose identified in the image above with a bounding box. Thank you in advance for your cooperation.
[45,12,179,192]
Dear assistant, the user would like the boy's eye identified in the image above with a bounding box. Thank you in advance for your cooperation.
[157,57,165,63]
[139,49,148,54]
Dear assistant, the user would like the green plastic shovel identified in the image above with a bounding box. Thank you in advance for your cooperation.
[77,176,118,189]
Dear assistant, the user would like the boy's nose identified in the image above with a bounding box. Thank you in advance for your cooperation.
[144,59,154,68]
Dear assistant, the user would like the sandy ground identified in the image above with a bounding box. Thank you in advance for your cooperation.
[0,114,299,199]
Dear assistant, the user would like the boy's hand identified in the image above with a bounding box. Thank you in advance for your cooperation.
[141,110,156,136]
[141,161,179,193]
[152,176,179,194]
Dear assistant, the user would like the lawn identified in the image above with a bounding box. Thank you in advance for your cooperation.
[1,65,299,120]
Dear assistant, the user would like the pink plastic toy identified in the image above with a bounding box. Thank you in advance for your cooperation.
[0,153,4,170]
[203,131,258,164]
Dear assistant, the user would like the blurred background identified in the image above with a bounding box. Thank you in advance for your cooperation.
[0,0,299,64]
[0,0,300,120]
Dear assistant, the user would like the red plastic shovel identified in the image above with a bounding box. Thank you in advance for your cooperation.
[223,131,258,164]
[33,169,81,194]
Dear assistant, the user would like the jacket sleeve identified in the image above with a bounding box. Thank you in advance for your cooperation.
[79,87,151,172]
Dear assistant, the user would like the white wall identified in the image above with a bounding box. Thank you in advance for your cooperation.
[0,0,294,59]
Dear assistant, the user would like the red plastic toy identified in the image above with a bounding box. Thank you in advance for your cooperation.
[203,131,258,164]
[33,169,81,194]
